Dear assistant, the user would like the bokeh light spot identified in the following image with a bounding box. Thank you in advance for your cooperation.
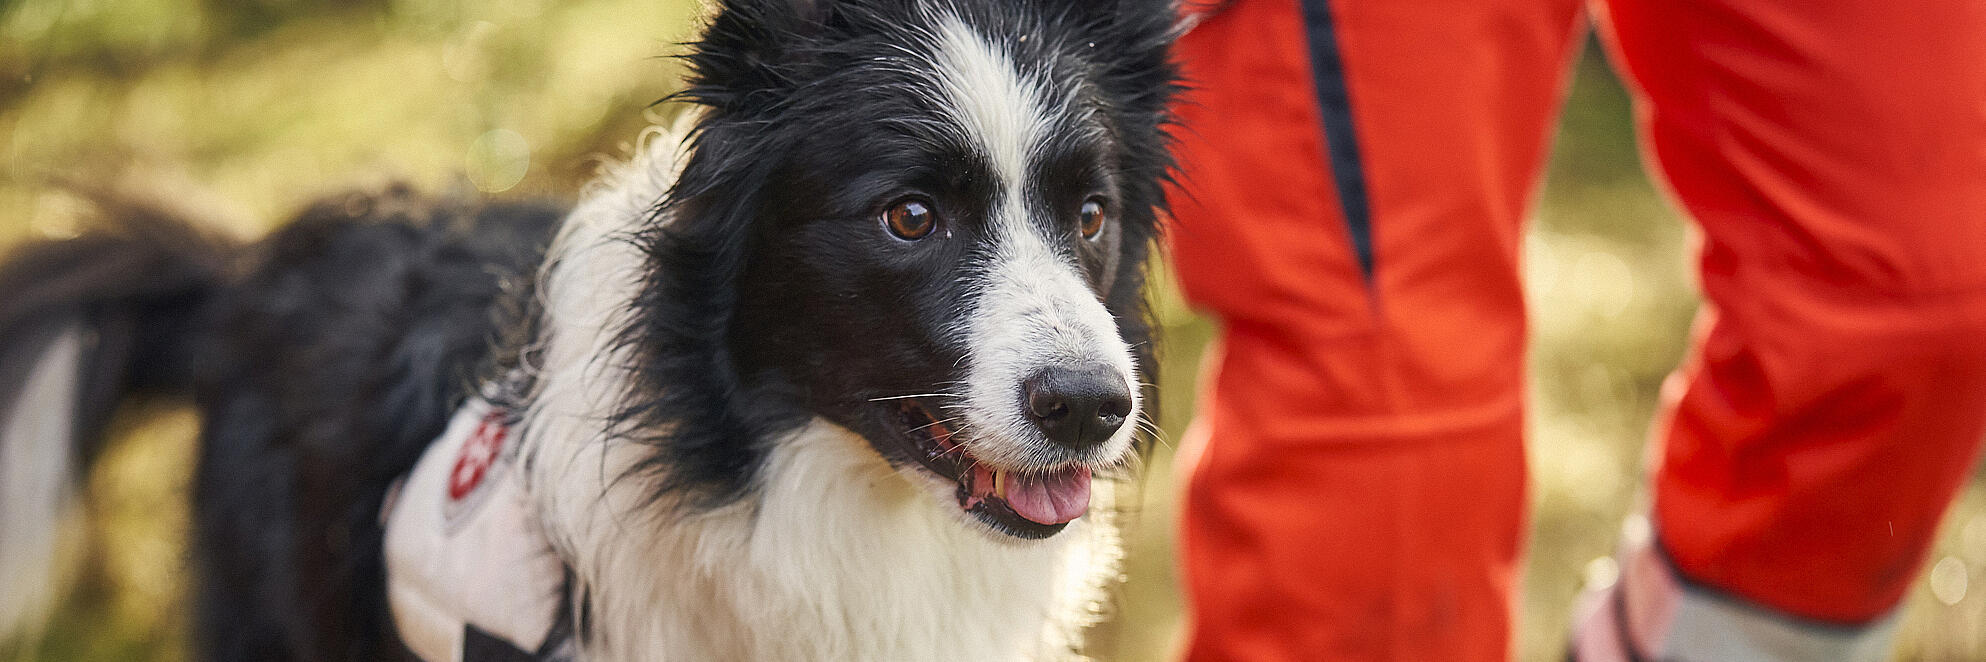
[1582,556,1620,592]
[466,129,531,193]
[1931,556,1968,606]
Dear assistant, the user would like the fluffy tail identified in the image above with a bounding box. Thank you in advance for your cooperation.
[0,194,234,643]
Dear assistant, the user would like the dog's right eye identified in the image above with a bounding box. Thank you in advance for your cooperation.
[884,197,938,240]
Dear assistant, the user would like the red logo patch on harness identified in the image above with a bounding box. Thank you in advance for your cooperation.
[444,408,512,530]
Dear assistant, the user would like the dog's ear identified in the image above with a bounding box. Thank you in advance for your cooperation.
[706,0,836,40]
[1082,0,1183,204]
[788,0,831,24]
[1118,0,1180,17]
[1070,0,1183,30]
[732,0,835,30]
[686,0,842,113]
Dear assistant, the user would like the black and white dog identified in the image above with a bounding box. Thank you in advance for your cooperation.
[0,0,1180,660]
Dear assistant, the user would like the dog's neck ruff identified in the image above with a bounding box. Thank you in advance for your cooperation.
[383,394,572,662]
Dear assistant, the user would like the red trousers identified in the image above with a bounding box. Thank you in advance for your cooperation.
[1168,0,1986,660]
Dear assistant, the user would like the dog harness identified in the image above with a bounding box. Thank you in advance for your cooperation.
[382,395,573,662]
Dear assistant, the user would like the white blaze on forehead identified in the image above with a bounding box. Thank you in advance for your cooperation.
[928,15,1141,470]
[930,15,1046,193]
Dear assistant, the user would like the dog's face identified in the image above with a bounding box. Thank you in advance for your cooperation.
[637,0,1177,540]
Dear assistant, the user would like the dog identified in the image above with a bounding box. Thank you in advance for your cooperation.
[0,0,1180,660]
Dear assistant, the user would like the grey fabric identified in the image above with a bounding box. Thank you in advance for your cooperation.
[1571,520,1900,662]
[1657,571,1897,662]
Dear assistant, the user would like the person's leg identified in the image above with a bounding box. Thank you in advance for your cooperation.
[1573,0,1986,658]
[1168,0,1583,659]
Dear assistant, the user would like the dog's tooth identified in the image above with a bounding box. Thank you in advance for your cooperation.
[994,470,1008,499]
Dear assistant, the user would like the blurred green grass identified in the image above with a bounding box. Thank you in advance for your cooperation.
[3,2,1982,661]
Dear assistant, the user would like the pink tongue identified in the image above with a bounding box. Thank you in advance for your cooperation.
[1003,468,1092,525]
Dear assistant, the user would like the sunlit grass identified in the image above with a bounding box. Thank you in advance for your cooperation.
[2,3,1982,661]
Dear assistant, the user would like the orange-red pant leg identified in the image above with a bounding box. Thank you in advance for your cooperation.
[1598,0,1986,623]
[1169,0,1583,659]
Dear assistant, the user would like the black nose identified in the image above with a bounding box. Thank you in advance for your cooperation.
[1023,364,1133,449]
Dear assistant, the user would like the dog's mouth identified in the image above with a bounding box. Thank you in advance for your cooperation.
[894,401,1091,540]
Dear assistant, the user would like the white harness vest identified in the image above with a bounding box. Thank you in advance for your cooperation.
[381,396,572,662]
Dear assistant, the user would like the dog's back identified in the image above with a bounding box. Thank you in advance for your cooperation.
[0,186,562,660]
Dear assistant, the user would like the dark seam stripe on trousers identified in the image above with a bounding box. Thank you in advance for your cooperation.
[1297,0,1376,282]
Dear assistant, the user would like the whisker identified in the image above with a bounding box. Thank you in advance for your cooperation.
[1131,419,1173,448]
[907,416,965,435]
[867,393,961,402]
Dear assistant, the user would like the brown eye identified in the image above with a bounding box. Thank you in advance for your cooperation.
[884,197,937,240]
[1079,198,1108,239]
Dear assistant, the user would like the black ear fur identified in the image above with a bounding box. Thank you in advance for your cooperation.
[789,0,830,24]
[684,0,843,113]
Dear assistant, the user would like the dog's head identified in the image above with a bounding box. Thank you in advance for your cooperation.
[627,0,1179,540]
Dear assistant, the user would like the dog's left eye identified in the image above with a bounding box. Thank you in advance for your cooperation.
[884,197,938,240]
[1079,198,1108,240]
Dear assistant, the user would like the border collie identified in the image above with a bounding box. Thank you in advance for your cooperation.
[0,1,1179,660]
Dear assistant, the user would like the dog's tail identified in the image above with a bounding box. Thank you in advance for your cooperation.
[0,193,235,643]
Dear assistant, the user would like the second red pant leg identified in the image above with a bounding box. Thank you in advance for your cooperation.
[1574,0,1986,657]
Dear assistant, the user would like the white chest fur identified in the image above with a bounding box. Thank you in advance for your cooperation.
[560,421,1119,662]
